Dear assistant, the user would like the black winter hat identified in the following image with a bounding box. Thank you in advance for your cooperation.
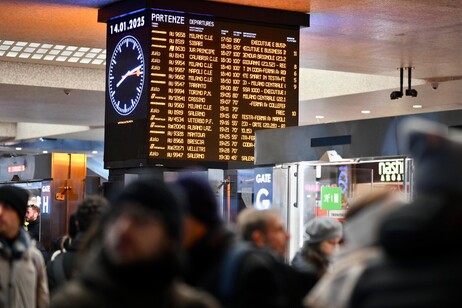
[0,185,29,224]
[111,176,183,242]
[175,173,221,226]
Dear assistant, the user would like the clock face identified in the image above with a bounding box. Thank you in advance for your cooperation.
[108,35,145,116]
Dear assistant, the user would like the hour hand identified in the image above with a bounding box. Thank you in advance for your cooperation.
[116,64,143,87]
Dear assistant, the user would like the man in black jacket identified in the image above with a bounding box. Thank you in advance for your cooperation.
[236,207,318,308]
[25,203,49,262]
[25,204,41,241]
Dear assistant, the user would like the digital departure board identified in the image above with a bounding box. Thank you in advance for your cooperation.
[102,4,304,169]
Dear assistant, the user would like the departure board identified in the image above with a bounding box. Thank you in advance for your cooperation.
[104,8,300,169]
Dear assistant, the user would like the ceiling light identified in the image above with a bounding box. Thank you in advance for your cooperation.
[15,147,22,151]
[0,39,107,67]
[361,110,371,114]
[413,104,422,109]
[315,115,324,119]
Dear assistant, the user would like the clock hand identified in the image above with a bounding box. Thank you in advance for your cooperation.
[116,64,143,87]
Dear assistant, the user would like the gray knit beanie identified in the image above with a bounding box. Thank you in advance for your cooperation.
[305,216,343,244]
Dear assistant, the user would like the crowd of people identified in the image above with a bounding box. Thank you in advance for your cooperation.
[1,116,462,307]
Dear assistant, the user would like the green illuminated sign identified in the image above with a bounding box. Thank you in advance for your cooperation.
[321,186,342,210]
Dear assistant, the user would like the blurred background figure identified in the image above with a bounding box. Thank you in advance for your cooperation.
[304,189,405,308]
[236,208,289,259]
[291,217,343,280]
[236,207,318,308]
[50,176,219,308]
[47,194,109,294]
[0,185,49,308]
[24,204,41,241]
[175,173,292,308]
[348,117,462,307]
[173,173,236,303]
[24,203,49,263]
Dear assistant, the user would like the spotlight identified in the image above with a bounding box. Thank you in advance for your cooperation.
[390,91,403,100]
[405,89,418,97]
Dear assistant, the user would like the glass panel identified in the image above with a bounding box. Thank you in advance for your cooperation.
[297,163,373,245]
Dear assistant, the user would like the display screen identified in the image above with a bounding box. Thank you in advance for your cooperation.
[104,9,299,169]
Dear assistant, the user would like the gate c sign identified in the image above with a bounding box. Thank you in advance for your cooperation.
[254,167,273,210]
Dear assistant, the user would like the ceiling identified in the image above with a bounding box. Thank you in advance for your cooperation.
[1,0,462,159]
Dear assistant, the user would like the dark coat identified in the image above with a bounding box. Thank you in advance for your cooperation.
[185,225,305,308]
[50,244,219,308]
[46,232,84,294]
[27,217,40,241]
[291,244,330,279]
[350,193,462,307]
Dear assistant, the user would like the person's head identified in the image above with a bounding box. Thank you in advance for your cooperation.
[343,189,405,250]
[76,194,109,233]
[0,185,29,239]
[103,176,182,266]
[305,217,343,257]
[25,204,40,223]
[399,116,462,196]
[236,207,290,257]
[173,173,221,249]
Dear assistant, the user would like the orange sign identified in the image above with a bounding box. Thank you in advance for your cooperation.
[7,165,25,173]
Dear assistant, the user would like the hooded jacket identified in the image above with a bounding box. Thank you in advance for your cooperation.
[0,228,49,308]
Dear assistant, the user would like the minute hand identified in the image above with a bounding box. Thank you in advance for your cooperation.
[116,64,143,88]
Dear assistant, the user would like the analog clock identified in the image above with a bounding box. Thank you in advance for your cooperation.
[108,35,145,116]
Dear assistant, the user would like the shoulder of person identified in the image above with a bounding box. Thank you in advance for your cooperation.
[50,280,105,308]
[27,243,46,267]
[171,281,221,308]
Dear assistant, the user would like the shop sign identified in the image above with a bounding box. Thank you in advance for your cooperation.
[321,186,342,210]
[378,160,404,182]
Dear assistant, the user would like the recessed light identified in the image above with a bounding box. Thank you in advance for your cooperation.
[413,104,422,109]
[315,115,325,119]
[361,110,371,114]
[42,150,48,154]
[92,150,98,154]
[0,39,107,67]
[15,147,22,151]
